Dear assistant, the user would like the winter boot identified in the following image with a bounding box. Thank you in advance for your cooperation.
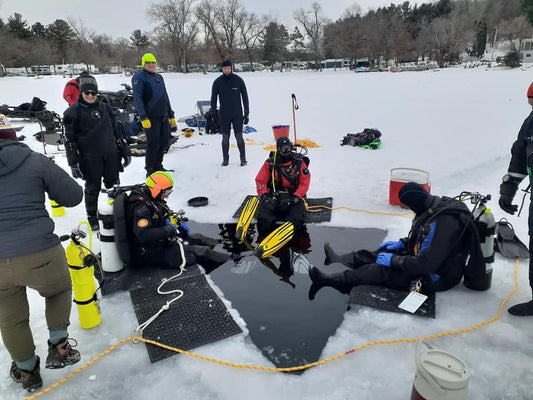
[10,356,42,392]
[508,300,533,316]
[45,337,81,369]
[87,215,99,232]
[324,243,356,267]
[221,160,229,167]
[191,245,231,269]
[308,266,354,300]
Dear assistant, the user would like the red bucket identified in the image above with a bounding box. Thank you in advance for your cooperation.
[389,168,430,206]
[272,124,290,141]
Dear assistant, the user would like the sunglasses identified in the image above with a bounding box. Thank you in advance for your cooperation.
[83,90,98,96]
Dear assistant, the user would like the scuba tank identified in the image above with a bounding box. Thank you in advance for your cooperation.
[464,193,495,291]
[98,189,124,272]
[62,224,102,329]
[50,199,65,217]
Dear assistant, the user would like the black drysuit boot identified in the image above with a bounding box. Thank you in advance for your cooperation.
[190,245,230,270]
[508,300,533,316]
[324,242,358,267]
[308,266,354,300]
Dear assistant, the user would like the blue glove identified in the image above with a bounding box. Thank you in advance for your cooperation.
[379,240,405,251]
[165,218,178,231]
[376,252,393,267]
[178,222,190,237]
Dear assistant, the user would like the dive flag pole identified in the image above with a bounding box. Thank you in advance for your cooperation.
[291,93,299,143]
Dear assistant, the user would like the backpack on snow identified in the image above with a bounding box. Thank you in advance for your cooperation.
[341,128,382,148]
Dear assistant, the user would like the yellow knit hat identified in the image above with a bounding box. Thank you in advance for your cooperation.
[141,53,157,67]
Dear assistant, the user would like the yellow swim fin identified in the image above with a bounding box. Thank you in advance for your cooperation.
[255,222,294,259]
[235,196,259,242]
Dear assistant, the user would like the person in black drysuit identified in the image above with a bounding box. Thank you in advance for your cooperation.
[63,74,131,230]
[308,182,486,299]
[125,171,230,270]
[211,60,249,166]
[498,81,533,316]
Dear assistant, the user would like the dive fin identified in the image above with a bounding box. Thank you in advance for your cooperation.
[235,196,259,242]
[255,222,294,259]
[495,220,529,259]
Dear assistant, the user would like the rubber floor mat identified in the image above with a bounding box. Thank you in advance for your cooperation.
[129,273,243,362]
[233,195,333,223]
[348,284,436,318]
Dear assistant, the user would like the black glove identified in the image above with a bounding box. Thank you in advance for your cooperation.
[243,113,249,125]
[69,164,84,179]
[260,194,276,211]
[499,175,521,215]
[122,154,131,168]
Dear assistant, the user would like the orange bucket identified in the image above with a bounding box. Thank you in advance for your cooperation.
[272,124,290,141]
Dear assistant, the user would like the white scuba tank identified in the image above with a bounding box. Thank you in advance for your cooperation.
[471,202,496,290]
[97,191,124,272]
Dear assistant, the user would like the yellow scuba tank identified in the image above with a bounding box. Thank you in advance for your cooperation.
[50,199,66,217]
[64,223,101,329]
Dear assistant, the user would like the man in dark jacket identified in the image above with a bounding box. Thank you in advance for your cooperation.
[211,60,249,166]
[132,53,176,176]
[63,74,131,230]
[126,171,230,270]
[0,140,83,392]
[308,182,485,299]
[255,136,310,236]
[498,82,533,316]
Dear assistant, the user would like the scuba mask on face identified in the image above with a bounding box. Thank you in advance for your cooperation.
[279,144,292,156]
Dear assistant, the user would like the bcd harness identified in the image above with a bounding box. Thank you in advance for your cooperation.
[268,151,308,196]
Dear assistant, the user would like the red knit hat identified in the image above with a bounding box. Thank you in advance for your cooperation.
[528,82,533,98]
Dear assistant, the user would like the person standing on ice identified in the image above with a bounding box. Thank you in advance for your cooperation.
[0,139,83,393]
[132,53,177,176]
[211,59,249,167]
[499,82,533,316]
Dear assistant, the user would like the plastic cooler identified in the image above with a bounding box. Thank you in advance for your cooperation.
[389,168,430,206]
[272,124,290,141]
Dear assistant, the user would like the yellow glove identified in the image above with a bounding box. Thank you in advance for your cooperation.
[170,117,177,132]
[141,118,151,129]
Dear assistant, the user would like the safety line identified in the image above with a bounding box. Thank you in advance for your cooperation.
[303,198,413,216]
[25,259,520,399]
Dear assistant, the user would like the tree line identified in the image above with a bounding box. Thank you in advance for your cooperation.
[0,0,532,73]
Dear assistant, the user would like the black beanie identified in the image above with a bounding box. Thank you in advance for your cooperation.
[79,74,98,93]
[222,59,232,67]
[398,182,432,215]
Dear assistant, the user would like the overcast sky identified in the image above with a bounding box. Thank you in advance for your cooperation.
[0,0,419,39]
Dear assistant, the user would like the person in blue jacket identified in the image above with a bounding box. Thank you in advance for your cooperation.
[211,60,249,167]
[132,53,177,176]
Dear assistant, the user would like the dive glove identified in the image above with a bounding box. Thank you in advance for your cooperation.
[379,240,405,251]
[141,118,151,129]
[260,194,276,211]
[499,174,522,215]
[122,154,131,168]
[376,252,393,267]
[243,113,249,125]
[70,164,84,179]
[170,117,177,132]
[178,222,190,237]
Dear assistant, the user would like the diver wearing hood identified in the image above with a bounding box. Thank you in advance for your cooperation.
[308,182,485,299]
[255,136,310,236]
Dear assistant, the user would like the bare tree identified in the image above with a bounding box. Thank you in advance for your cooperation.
[216,0,246,60]
[294,2,328,70]
[239,11,269,70]
[196,0,226,60]
[148,0,198,72]
[498,16,533,51]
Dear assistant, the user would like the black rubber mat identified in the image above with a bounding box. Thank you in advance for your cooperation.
[129,273,243,362]
[233,195,333,223]
[96,264,202,296]
[348,284,436,318]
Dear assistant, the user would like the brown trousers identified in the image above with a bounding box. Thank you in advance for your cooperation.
[0,244,72,362]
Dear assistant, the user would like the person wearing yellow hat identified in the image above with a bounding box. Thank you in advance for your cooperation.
[132,53,177,176]
[124,171,230,270]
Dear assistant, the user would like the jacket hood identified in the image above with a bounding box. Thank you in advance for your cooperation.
[0,140,32,176]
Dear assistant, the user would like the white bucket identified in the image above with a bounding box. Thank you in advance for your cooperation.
[411,341,470,400]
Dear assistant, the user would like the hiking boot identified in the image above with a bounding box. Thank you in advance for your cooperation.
[508,300,533,316]
[45,338,81,369]
[10,356,43,392]
[88,216,99,231]
[221,160,229,167]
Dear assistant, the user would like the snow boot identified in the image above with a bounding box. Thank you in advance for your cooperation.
[10,356,42,392]
[508,300,533,316]
[45,337,81,369]
[308,266,354,300]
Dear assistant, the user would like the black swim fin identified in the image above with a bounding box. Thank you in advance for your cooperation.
[494,219,529,259]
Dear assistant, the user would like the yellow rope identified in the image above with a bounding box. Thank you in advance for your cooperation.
[26,259,520,399]
[303,198,413,217]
